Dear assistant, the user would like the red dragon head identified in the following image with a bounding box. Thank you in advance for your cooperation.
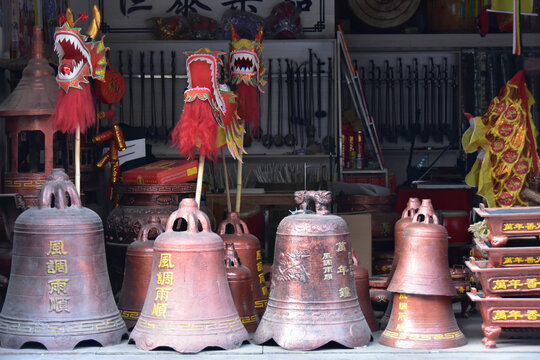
[228,24,266,91]
[54,6,108,92]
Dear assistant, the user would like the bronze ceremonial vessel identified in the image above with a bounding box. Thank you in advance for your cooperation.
[106,183,199,244]
[465,257,540,298]
[130,198,248,353]
[253,190,371,350]
[117,216,164,329]
[473,236,540,268]
[388,199,456,297]
[467,209,540,348]
[474,203,540,247]
[224,242,259,333]
[381,199,465,349]
[353,251,378,332]
[468,288,540,348]
[0,169,127,350]
[218,212,268,317]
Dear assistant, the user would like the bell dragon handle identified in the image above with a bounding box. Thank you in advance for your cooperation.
[295,190,332,215]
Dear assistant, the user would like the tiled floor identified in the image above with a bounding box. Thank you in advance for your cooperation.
[1,309,540,359]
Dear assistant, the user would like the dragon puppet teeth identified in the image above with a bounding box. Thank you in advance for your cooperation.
[231,52,258,73]
[235,56,253,70]
[54,34,92,80]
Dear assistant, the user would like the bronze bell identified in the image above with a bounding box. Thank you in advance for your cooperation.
[218,212,268,317]
[352,250,378,332]
[387,199,456,297]
[381,197,420,329]
[117,216,164,330]
[0,169,127,350]
[130,198,249,353]
[224,242,259,333]
[253,191,371,350]
[381,199,466,349]
[380,293,467,348]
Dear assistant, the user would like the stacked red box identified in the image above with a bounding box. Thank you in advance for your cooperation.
[122,160,198,185]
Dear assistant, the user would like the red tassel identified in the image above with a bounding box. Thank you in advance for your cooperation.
[171,99,219,162]
[52,82,96,134]
[235,82,260,135]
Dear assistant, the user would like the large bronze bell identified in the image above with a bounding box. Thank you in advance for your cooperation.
[218,212,268,317]
[224,242,259,333]
[0,169,127,350]
[253,191,371,350]
[130,198,249,353]
[381,293,466,348]
[381,197,420,329]
[117,216,164,329]
[387,199,456,296]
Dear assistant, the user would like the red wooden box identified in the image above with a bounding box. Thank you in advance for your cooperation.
[122,160,198,185]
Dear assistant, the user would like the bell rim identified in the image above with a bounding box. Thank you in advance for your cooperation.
[252,320,372,350]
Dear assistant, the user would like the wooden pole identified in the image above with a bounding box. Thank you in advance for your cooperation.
[75,124,81,195]
[235,131,245,213]
[235,156,243,213]
[195,155,205,208]
[222,149,232,213]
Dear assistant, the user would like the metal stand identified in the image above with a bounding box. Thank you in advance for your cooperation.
[336,28,388,187]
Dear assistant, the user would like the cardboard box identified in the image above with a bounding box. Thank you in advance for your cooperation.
[122,160,198,185]
[339,213,372,276]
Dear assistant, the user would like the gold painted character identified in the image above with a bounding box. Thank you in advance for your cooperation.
[47,241,68,256]
[158,253,175,268]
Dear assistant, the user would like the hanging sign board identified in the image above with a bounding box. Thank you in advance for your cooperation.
[97,0,334,38]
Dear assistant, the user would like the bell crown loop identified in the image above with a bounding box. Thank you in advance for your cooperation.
[137,216,164,242]
[294,190,332,215]
[37,168,81,210]
[218,212,251,235]
[401,197,421,219]
[412,199,439,224]
[165,198,211,233]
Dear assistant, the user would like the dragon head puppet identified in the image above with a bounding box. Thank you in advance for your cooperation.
[52,5,108,133]
[171,48,245,162]
[228,24,266,135]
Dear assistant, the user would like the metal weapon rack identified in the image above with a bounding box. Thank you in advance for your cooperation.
[336,27,388,187]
